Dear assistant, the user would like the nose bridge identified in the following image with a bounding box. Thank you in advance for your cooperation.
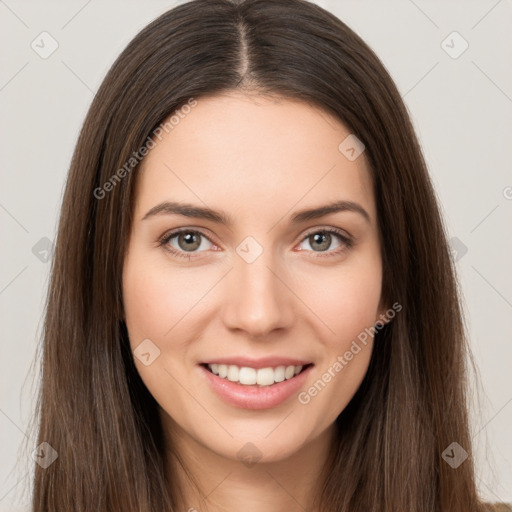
[222,239,294,336]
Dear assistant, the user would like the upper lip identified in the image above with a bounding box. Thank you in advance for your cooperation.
[201,356,313,369]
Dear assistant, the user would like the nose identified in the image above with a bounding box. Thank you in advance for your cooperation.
[221,250,295,338]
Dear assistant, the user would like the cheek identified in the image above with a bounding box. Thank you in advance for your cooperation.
[299,254,383,342]
[123,268,169,344]
[292,253,382,417]
[122,250,222,409]
[122,252,210,345]
[122,252,206,416]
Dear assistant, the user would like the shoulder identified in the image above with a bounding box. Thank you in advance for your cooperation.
[482,504,512,512]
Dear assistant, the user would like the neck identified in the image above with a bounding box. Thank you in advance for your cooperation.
[161,414,336,512]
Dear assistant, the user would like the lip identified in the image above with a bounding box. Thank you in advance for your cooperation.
[200,356,312,369]
[199,363,314,410]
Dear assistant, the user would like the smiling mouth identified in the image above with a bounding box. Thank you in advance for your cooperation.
[201,363,313,387]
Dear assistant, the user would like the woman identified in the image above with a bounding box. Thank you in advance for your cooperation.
[29,0,506,510]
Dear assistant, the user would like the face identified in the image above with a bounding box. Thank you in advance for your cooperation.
[122,91,388,464]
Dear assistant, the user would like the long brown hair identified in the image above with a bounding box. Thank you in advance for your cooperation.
[27,0,488,510]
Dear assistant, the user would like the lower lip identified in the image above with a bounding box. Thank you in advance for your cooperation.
[199,364,313,410]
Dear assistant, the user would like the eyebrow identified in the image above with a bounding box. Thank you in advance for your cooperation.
[141,200,371,225]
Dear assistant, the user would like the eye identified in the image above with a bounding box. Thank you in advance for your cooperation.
[158,229,215,259]
[158,227,353,260]
[297,228,352,256]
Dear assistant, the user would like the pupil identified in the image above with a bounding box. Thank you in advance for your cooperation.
[179,232,200,251]
[311,232,330,251]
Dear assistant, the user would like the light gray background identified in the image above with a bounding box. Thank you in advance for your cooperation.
[1,0,511,509]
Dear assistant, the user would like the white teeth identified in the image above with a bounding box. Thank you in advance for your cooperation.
[285,366,295,379]
[274,366,285,382]
[256,367,275,386]
[206,363,306,386]
[227,365,239,382]
[239,367,257,385]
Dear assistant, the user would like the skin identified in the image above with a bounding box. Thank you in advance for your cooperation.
[122,91,389,511]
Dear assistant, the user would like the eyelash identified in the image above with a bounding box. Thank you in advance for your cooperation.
[157,227,353,260]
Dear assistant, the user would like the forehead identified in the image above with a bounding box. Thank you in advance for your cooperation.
[135,91,376,224]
